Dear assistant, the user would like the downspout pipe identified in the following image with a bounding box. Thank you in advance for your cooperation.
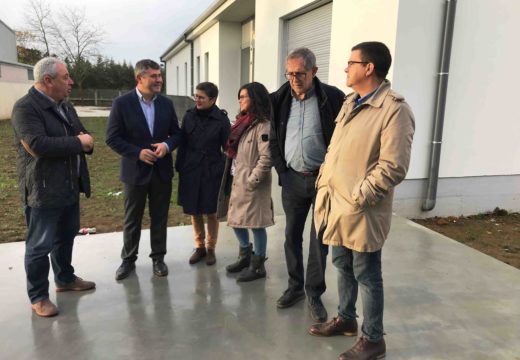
[184,33,194,96]
[422,0,457,211]
[160,61,166,94]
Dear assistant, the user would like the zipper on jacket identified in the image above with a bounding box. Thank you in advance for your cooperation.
[62,123,75,190]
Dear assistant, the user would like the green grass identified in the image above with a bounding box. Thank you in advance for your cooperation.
[0,117,190,243]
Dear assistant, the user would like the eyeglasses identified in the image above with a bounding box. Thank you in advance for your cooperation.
[284,72,307,80]
[193,95,209,101]
[347,61,369,67]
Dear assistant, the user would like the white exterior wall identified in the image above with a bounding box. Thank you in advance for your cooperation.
[255,0,319,92]
[0,64,33,119]
[197,22,220,90]
[439,0,520,177]
[165,45,191,96]
[218,21,241,115]
[0,83,32,119]
[393,0,520,180]
[255,0,399,92]
[392,0,445,180]
[162,0,520,216]
[165,22,220,98]
[0,21,17,62]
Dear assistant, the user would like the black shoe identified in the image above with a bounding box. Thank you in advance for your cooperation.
[115,261,135,280]
[153,260,168,277]
[276,289,305,308]
[308,296,328,322]
[237,255,266,282]
[226,244,252,273]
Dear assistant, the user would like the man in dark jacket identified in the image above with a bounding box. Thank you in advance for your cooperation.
[11,57,96,318]
[270,47,345,322]
[106,59,181,280]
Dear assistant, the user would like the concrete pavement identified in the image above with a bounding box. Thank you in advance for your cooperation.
[0,215,519,360]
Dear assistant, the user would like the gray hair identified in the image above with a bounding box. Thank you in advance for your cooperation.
[34,57,65,83]
[134,59,161,77]
[286,47,316,71]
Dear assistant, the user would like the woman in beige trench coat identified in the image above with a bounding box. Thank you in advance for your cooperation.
[218,82,274,282]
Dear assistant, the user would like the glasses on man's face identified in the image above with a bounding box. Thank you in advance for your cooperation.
[284,72,307,81]
[193,95,209,101]
[347,61,369,67]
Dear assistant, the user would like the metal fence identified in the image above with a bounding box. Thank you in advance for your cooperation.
[69,89,195,119]
[70,89,127,106]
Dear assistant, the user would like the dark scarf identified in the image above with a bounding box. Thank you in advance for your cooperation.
[195,104,215,118]
[224,113,255,159]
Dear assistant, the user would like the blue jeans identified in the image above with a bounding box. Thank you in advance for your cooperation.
[332,245,384,341]
[24,202,80,303]
[232,228,267,257]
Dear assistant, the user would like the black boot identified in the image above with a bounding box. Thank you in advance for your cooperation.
[237,255,266,282]
[226,244,252,273]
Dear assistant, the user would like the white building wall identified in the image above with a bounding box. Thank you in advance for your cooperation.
[392,0,445,180]
[439,0,520,177]
[0,21,17,62]
[197,22,220,88]
[218,21,241,115]
[162,0,520,216]
[165,44,191,96]
[327,0,399,91]
[0,63,33,119]
[255,0,321,92]
[393,0,520,180]
[0,82,32,119]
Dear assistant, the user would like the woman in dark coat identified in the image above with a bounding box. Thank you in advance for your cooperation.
[176,82,230,266]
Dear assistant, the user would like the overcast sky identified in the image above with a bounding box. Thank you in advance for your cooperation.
[0,0,215,64]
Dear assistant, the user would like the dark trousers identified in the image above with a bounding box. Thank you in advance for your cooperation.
[121,170,172,262]
[281,169,328,298]
[24,202,79,303]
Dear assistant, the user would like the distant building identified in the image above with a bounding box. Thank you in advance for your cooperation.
[161,0,520,218]
[0,19,33,119]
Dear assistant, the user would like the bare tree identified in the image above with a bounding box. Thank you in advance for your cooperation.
[24,0,54,56]
[52,6,104,89]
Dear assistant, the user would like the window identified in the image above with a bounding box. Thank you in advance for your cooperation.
[28,69,34,80]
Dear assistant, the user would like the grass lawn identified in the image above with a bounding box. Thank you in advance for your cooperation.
[0,117,190,243]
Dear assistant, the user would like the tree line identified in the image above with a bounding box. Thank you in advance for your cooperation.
[15,0,135,90]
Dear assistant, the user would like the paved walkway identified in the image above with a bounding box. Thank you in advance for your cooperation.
[75,106,111,117]
[0,215,519,359]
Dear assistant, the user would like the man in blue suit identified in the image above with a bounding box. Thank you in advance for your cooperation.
[106,59,181,280]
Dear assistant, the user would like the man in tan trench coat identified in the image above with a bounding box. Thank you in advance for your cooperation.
[308,42,415,360]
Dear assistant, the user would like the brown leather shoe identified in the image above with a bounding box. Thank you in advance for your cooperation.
[189,247,207,264]
[206,248,216,266]
[31,299,58,317]
[339,336,386,360]
[56,277,96,292]
[308,316,358,337]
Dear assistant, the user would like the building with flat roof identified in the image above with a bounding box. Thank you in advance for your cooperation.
[0,19,33,120]
[161,0,520,218]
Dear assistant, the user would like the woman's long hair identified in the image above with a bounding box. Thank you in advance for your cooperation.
[237,82,273,121]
